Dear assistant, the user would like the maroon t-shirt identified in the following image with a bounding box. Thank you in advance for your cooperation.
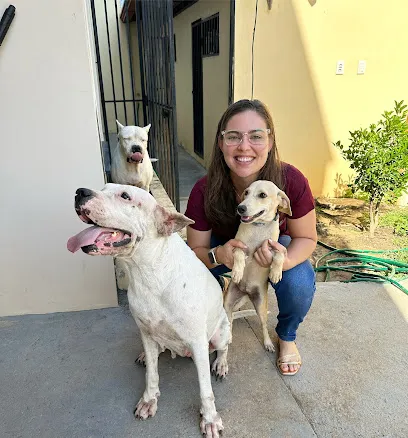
[185,163,315,240]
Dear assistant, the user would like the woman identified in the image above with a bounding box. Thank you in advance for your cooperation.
[185,99,317,376]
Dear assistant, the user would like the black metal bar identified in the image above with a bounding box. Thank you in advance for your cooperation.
[0,4,15,46]
[135,0,148,126]
[113,0,128,125]
[105,98,143,103]
[192,19,204,158]
[167,0,179,210]
[150,2,162,177]
[148,2,159,162]
[124,0,137,125]
[158,1,168,183]
[142,1,157,160]
[90,0,111,170]
[141,2,152,130]
[103,0,118,124]
[228,0,235,105]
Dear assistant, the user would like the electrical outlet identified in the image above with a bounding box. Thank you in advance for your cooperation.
[336,60,345,75]
[357,60,366,75]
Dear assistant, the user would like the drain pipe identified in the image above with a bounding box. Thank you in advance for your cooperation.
[0,5,15,47]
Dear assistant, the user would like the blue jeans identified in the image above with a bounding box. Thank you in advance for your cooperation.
[210,234,316,342]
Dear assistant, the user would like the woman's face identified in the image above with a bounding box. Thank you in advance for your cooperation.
[219,110,272,183]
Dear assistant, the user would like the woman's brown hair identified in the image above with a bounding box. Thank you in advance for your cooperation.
[204,99,284,229]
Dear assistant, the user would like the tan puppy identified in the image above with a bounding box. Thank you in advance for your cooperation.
[224,180,292,352]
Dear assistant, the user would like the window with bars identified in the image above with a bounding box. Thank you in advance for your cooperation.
[201,13,219,57]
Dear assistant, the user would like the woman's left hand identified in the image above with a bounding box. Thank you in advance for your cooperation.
[253,239,288,269]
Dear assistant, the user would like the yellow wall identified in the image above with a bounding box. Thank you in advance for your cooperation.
[174,0,231,166]
[234,0,408,198]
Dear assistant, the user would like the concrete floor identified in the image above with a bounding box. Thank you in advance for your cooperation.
[1,146,408,437]
[1,282,407,437]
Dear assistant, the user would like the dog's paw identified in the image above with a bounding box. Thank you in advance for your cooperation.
[135,351,146,367]
[211,356,228,380]
[268,268,282,285]
[200,413,224,438]
[231,268,243,284]
[264,339,275,352]
[134,396,159,420]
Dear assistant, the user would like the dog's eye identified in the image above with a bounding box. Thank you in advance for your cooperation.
[121,192,131,201]
[243,190,249,197]
[259,192,267,199]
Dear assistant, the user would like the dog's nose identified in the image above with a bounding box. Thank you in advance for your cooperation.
[76,188,93,198]
[75,188,95,209]
[237,204,247,215]
[131,145,142,153]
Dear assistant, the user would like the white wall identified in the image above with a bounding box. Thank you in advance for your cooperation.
[0,0,117,316]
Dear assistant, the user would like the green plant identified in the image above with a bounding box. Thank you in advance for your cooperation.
[379,209,408,236]
[334,100,408,237]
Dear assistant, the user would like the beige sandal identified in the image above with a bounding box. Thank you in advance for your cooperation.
[276,353,302,376]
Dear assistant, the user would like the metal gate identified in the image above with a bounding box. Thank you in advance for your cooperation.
[136,0,179,210]
[89,0,179,210]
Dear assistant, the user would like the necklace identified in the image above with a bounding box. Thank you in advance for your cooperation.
[233,186,243,200]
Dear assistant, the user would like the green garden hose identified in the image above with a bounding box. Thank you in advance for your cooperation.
[315,241,408,295]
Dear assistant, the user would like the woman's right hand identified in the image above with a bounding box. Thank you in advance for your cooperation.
[216,239,248,269]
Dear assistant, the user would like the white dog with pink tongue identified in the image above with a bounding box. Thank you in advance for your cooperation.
[67,184,229,438]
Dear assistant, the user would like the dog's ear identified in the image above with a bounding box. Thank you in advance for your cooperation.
[116,120,124,131]
[278,191,292,216]
[143,124,151,133]
[154,205,194,236]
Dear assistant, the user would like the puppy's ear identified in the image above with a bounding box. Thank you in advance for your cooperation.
[116,120,124,131]
[278,191,292,216]
[154,205,194,236]
[144,124,151,133]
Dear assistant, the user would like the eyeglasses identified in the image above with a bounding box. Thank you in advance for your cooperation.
[221,129,271,146]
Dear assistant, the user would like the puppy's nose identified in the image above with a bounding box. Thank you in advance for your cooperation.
[76,188,93,198]
[237,204,247,215]
[131,145,142,153]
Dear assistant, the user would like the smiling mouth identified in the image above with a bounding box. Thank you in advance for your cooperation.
[235,156,254,163]
[67,209,132,254]
[239,209,265,223]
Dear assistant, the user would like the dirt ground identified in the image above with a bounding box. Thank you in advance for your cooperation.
[310,198,408,282]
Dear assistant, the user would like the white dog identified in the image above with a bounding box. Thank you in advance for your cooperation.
[110,121,154,290]
[67,184,229,437]
[224,180,292,352]
[111,121,154,192]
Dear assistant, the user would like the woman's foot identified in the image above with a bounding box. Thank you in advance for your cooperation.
[277,339,302,376]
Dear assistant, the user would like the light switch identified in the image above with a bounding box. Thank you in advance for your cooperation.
[336,60,345,75]
[357,60,366,75]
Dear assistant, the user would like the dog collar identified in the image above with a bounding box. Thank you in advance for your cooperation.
[251,211,280,226]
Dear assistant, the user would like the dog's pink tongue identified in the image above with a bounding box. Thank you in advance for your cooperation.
[67,226,107,253]
[130,152,143,162]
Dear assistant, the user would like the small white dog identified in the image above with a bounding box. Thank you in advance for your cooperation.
[110,121,154,291]
[111,121,154,192]
[67,184,229,437]
[224,180,292,352]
